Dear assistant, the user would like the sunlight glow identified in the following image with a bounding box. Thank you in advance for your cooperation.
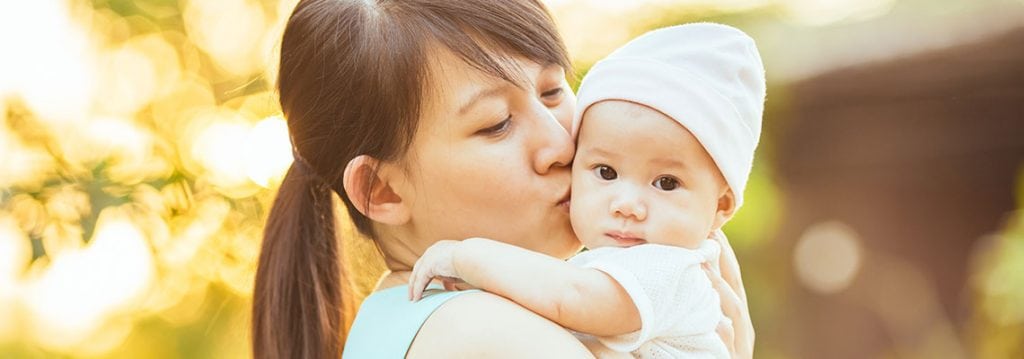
[190,116,260,196]
[0,118,54,189]
[25,209,154,350]
[0,217,30,340]
[182,0,269,77]
[246,116,294,188]
[0,0,96,124]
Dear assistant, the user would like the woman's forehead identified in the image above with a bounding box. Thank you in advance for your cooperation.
[423,47,554,111]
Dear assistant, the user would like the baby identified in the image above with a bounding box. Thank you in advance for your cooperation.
[409,23,765,358]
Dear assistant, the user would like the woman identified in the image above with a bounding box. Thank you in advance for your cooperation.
[252,0,754,358]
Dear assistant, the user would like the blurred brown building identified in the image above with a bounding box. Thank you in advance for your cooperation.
[770,26,1024,358]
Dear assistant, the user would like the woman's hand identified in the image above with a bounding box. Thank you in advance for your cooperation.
[704,230,755,359]
[409,240,463,301]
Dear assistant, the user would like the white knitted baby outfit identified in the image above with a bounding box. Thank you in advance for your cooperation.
[569,240,727,359]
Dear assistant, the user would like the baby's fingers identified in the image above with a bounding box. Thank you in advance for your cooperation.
[409,260,433,302]
[442,277,458,291]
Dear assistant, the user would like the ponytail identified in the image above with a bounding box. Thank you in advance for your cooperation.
[253,161,348,359]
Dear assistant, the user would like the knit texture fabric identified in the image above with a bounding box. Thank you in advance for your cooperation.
[568,241,728,359]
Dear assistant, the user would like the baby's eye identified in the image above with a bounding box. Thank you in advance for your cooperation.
[653,176,680,191]
[594,165,617,180]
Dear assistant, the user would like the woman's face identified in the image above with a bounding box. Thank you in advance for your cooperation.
[390,48,581,260]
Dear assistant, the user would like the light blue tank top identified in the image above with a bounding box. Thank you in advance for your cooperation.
[343,284,478,358]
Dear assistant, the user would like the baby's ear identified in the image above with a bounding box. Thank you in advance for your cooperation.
[711,187,737,231]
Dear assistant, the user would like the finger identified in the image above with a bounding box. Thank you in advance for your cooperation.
[442,278,457,291]
[703,263,742,321]
[716,318,736,356]
[705,263,754,359]
[410,262,432,302]
[713,231,746,303]
[409,269,423,301]
[408,259,420,301]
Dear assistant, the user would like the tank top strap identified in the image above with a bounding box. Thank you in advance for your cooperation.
[343,284,477,358]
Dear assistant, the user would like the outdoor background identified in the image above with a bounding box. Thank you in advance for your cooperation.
[1,0,1022,358]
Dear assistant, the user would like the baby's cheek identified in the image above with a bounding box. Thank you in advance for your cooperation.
[569,182,604,246]
[656,200,709,247]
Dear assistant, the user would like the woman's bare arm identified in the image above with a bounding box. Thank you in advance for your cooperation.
[407,290,596,358]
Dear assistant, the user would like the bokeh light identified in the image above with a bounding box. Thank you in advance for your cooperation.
[793,221,863,294]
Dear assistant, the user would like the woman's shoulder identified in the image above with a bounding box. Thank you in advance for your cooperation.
[345,285,472,358]
[408,290,595,358]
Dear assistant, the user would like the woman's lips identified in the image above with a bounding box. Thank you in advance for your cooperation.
[558,199,570,212]
[605,231,647,247]
[556,191,571,212]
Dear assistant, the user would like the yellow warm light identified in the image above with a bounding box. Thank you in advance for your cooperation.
[182,0,269,77]
[190,118,261,196]
[95,40,160,115]
[155,277,209,327]
[0,216,29,291]
[158,198,230,268]
[24,209,154,350]
[246,116,294,188]
[0,216,30,340]
[0,118,55,189]
[0,0,96,124]
[52,116,172,184]
[151,75,218,135]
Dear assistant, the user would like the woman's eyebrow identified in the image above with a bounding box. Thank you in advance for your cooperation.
[458,85,505,116]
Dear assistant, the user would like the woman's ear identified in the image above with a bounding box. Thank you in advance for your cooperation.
[342,155,411,226]
[711,187,737,231]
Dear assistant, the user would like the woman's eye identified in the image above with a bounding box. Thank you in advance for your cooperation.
[653,176,680,191]
[594,165,617,180]
[476,115,512,136]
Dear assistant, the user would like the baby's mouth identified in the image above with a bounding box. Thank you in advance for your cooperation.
[605,230,647,247]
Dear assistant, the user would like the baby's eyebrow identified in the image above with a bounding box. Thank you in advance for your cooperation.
[650,157,687,169]
[581,147,616,159]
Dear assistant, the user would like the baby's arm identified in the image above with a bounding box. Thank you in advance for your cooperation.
[409,238,641,336]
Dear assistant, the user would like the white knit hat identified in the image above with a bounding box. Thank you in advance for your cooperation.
[573,23,766,209]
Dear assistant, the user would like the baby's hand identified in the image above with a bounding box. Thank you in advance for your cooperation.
[408,239,462,302]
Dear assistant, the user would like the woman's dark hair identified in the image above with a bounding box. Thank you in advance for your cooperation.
[252,0,571,357]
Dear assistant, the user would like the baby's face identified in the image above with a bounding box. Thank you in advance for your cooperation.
[570,100,728,250]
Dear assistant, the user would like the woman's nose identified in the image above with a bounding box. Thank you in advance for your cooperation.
[609,187,647,221]
[532,105,575,175]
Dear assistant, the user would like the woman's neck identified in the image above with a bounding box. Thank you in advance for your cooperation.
[375,269,412,291]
